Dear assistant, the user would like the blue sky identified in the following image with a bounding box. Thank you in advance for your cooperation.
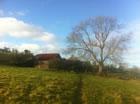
[0,0,140,67]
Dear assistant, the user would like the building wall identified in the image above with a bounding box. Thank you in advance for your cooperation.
[37,61,49,69]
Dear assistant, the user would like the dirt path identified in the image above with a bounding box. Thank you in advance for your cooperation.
[72,74,83,104]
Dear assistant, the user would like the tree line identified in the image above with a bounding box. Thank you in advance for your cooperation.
[0,47,36,67]
[0,47,124,73]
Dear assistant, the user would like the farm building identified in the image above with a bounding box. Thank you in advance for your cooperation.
[35,53,61,68]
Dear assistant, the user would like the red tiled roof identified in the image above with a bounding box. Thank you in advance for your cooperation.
[36,53,61,61]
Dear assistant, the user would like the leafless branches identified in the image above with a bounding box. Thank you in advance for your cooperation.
[66,16,130,74]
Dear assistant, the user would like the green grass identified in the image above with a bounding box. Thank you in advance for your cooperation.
[0,66,140,104]
[0,66,79,104]
[82,75,140,104]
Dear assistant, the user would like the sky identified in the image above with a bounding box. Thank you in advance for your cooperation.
[0,0,140,67]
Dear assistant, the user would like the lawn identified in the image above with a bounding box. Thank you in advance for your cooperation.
[0,66,140,104]
[82,75,140,104]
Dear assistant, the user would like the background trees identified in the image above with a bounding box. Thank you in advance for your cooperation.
[66,16,130,74]
[48,59,94,72]
[0,47,35,67]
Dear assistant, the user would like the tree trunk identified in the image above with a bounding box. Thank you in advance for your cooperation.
[98,64,103,74]
[98,62,104,75]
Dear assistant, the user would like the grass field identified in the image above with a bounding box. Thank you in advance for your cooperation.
[0,66,140,104]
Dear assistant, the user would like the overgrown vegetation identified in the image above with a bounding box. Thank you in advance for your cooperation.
[48,59,94,72]
[0,66,140,104]
[0,47,36,67]
[0,47,139,77]
[82,75,140,104]
[0,66,79,104]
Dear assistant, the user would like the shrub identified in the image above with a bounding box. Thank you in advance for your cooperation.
[0,48,36,67]
[48,59,94,72]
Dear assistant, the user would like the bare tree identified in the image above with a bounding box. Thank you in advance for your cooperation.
[66,16,130,74]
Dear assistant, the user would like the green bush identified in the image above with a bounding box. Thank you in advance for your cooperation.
[0,48,36,67]
[48,59,94,72]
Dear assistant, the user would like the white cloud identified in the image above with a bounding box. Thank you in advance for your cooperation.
[0,9,26,17]
[17,43,60,54]
[8,11,25,16]
[124,20,140,67]
[16,12,25,16]
[0,10,4,16]
[18,44,40,53]
[0,41,39,53]
[38,32,56,42]
[0,17,60,53]
[0,41,12,48]
[0,41,60,54]
[0,17,56,41]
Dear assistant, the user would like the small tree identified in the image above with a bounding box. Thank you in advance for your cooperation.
[66,16,130,75]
